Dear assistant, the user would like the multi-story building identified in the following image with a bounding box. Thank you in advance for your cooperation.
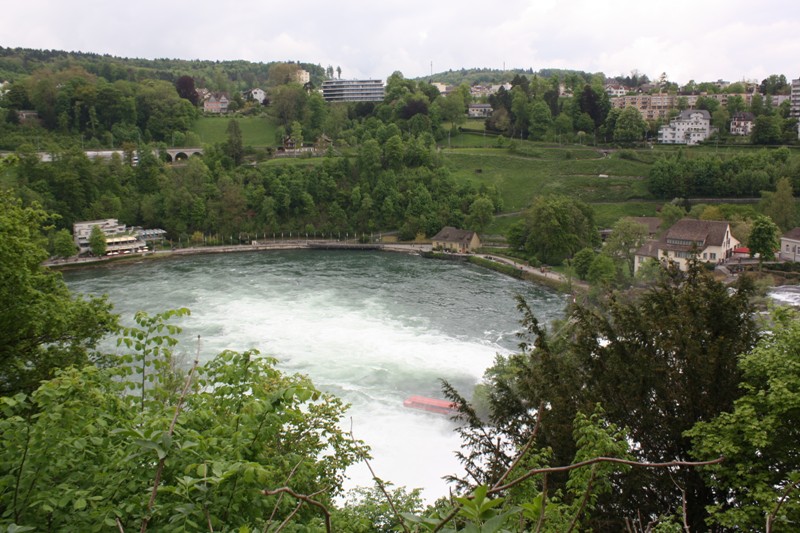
[658,109,713,145]
[611,94,676,120]
[203,93,229,113]
[295,69,310,85]
[791,78,800,118]
[634,219,738,273]
[730,112,755,136]
[321,79,384,102]
[73,219,147,255]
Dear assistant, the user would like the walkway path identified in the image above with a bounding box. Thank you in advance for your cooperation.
[477,253,588,291]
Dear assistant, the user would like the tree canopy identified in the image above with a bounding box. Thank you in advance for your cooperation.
[0,191,117,396]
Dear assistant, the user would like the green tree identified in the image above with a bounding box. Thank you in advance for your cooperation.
[751,115,782,144]
[568,264,758,529]
[587,253,615,286]
[521,196,599,265]
[571,247,596,280]
[659,202,686,230]
[689,308,800,531]
[89,224,107,256]
[224,119,243,166]
[528,100,553,141]
[0,310,366,531]
[437,90,466,130]
[612,106,647,144]
[466,195,495,232]
[748,214,780,268]
[761,177,797,231]
[0,192,117,396]
[602,218,648,277]
[52,228,77,258]
[270,83,307,126]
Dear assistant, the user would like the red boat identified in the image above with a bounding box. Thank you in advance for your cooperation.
[403,395,459,416]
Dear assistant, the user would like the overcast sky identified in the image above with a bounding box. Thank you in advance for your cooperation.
[2,0,798,85]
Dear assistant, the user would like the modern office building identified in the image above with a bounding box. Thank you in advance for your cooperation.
[321,79,385,102]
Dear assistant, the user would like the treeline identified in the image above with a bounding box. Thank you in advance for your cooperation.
[648,147,799,198]
[0,46,326,90]
[7,120,501,241]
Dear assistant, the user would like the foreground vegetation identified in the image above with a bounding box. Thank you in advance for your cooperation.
[2,47,800,531]
[3,180,800,532]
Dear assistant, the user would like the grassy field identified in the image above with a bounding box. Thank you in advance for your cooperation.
[442,147,653,212]
[192,116,279,147]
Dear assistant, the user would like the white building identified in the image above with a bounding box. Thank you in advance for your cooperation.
[467,103,493,118]
[605,84,627,97]
[780,228,800,262]
[658,109,713,145]
[245,88,267,104]
[321,79,384,102]
[791,77,800,118]
[73,219,148,256]
[634,219,738,273]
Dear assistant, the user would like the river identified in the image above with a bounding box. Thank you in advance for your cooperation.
[64,249,567,501]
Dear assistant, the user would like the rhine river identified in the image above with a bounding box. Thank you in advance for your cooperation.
[64,249,567,501]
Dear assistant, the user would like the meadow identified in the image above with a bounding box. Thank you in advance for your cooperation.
[192,115,279,147]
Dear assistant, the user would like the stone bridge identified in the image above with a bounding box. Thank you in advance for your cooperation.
[163,147,204,162]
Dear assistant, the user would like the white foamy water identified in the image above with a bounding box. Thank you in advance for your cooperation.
[769,285,800,307]
[64,250,566,501]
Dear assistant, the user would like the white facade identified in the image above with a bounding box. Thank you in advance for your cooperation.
[73,219,147,255]
[245,88,266,104]
[605,84,627,97]
[658,109,713,145]
[321,79,384,102]
[467,104,492,118]
[791,78,800,118]
[780,228,800,262]
[634,219,738,273]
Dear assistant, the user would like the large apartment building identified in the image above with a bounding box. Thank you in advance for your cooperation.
[321,79,385,102]
[791,78,800,118]
[658,109,713,145]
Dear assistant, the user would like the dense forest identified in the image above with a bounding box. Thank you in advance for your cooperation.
[1,47,800,531]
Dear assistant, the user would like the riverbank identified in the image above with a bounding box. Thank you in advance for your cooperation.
[423,250,587,293]
[46,240,433,270]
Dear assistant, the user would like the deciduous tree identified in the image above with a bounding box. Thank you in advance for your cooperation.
[0,192,117,396]
[689,308,800,531]
[748,214,780,267]
[761,177,797,231]
[518,195,599,265]
[89,224,107,256]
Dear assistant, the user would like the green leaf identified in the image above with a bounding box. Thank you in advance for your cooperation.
[73,498,87,510]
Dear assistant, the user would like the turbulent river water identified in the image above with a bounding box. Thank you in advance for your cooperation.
[64,249,567,501]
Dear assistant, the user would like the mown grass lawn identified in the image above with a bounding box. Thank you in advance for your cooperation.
[193,116,279,147]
